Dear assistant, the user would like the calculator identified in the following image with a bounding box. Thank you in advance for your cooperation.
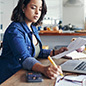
[26,71,43,82]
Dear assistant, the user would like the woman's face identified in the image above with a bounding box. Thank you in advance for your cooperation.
[23,0,42,24]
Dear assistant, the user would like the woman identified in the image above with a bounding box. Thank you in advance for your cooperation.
[0,0,67,84]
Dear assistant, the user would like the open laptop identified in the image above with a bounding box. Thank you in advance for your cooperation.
[61,60,86,74]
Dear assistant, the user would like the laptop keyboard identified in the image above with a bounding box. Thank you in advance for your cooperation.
[74,62,86,71]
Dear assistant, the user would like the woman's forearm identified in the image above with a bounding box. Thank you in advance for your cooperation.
[32,63,45,74]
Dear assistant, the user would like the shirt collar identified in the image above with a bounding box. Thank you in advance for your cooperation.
[21,22,37,34]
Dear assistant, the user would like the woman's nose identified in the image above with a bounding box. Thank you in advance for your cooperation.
[35,9,39,14]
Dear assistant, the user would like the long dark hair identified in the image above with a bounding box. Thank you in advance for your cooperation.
[11,0,47,26]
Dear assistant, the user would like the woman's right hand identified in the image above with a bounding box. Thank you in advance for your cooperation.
[42,65,63,79]
[32,63,63,79]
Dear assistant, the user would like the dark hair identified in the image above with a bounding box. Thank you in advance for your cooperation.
[11,0,47,26]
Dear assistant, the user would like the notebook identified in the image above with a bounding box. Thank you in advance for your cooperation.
[61,60,86,74]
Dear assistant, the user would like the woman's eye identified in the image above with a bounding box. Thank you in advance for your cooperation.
[39,8,42,11]
[31,6,36,9]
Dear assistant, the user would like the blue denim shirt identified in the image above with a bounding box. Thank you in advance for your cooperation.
[0,22,51,84]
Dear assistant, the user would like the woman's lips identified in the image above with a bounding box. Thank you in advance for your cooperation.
[34,16,38,20]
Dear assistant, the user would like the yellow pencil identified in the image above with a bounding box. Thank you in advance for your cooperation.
[48,56,64,77]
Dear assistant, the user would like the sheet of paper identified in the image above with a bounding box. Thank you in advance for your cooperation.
[52,37,86,59]
[55,75,86,86]
[66,50,86,59]
[67,37,86,50]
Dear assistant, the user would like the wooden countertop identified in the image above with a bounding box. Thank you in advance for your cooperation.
[39,31,86,36]
[0,58,68,86]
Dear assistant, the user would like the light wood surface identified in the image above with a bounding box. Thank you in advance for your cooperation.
[0,58,68,86]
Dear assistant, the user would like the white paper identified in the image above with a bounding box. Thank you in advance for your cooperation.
[66,50,86,59]
[82,79,86,86]
[67,37,86,50]
[52,37,86,59]
[55,75,86,86]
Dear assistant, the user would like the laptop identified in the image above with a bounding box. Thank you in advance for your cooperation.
[61,60,86,74]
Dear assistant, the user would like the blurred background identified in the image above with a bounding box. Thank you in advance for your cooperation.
[0,0,86,49]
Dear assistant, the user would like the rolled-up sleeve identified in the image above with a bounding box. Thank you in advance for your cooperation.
[22,57,41,70]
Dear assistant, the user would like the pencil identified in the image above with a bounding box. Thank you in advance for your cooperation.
[48,56,64,77]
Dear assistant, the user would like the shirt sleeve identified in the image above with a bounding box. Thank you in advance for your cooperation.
[38,49,52,59]
[22,57,41,70]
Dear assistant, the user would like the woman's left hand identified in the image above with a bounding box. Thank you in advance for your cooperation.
[54,47,68,55]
